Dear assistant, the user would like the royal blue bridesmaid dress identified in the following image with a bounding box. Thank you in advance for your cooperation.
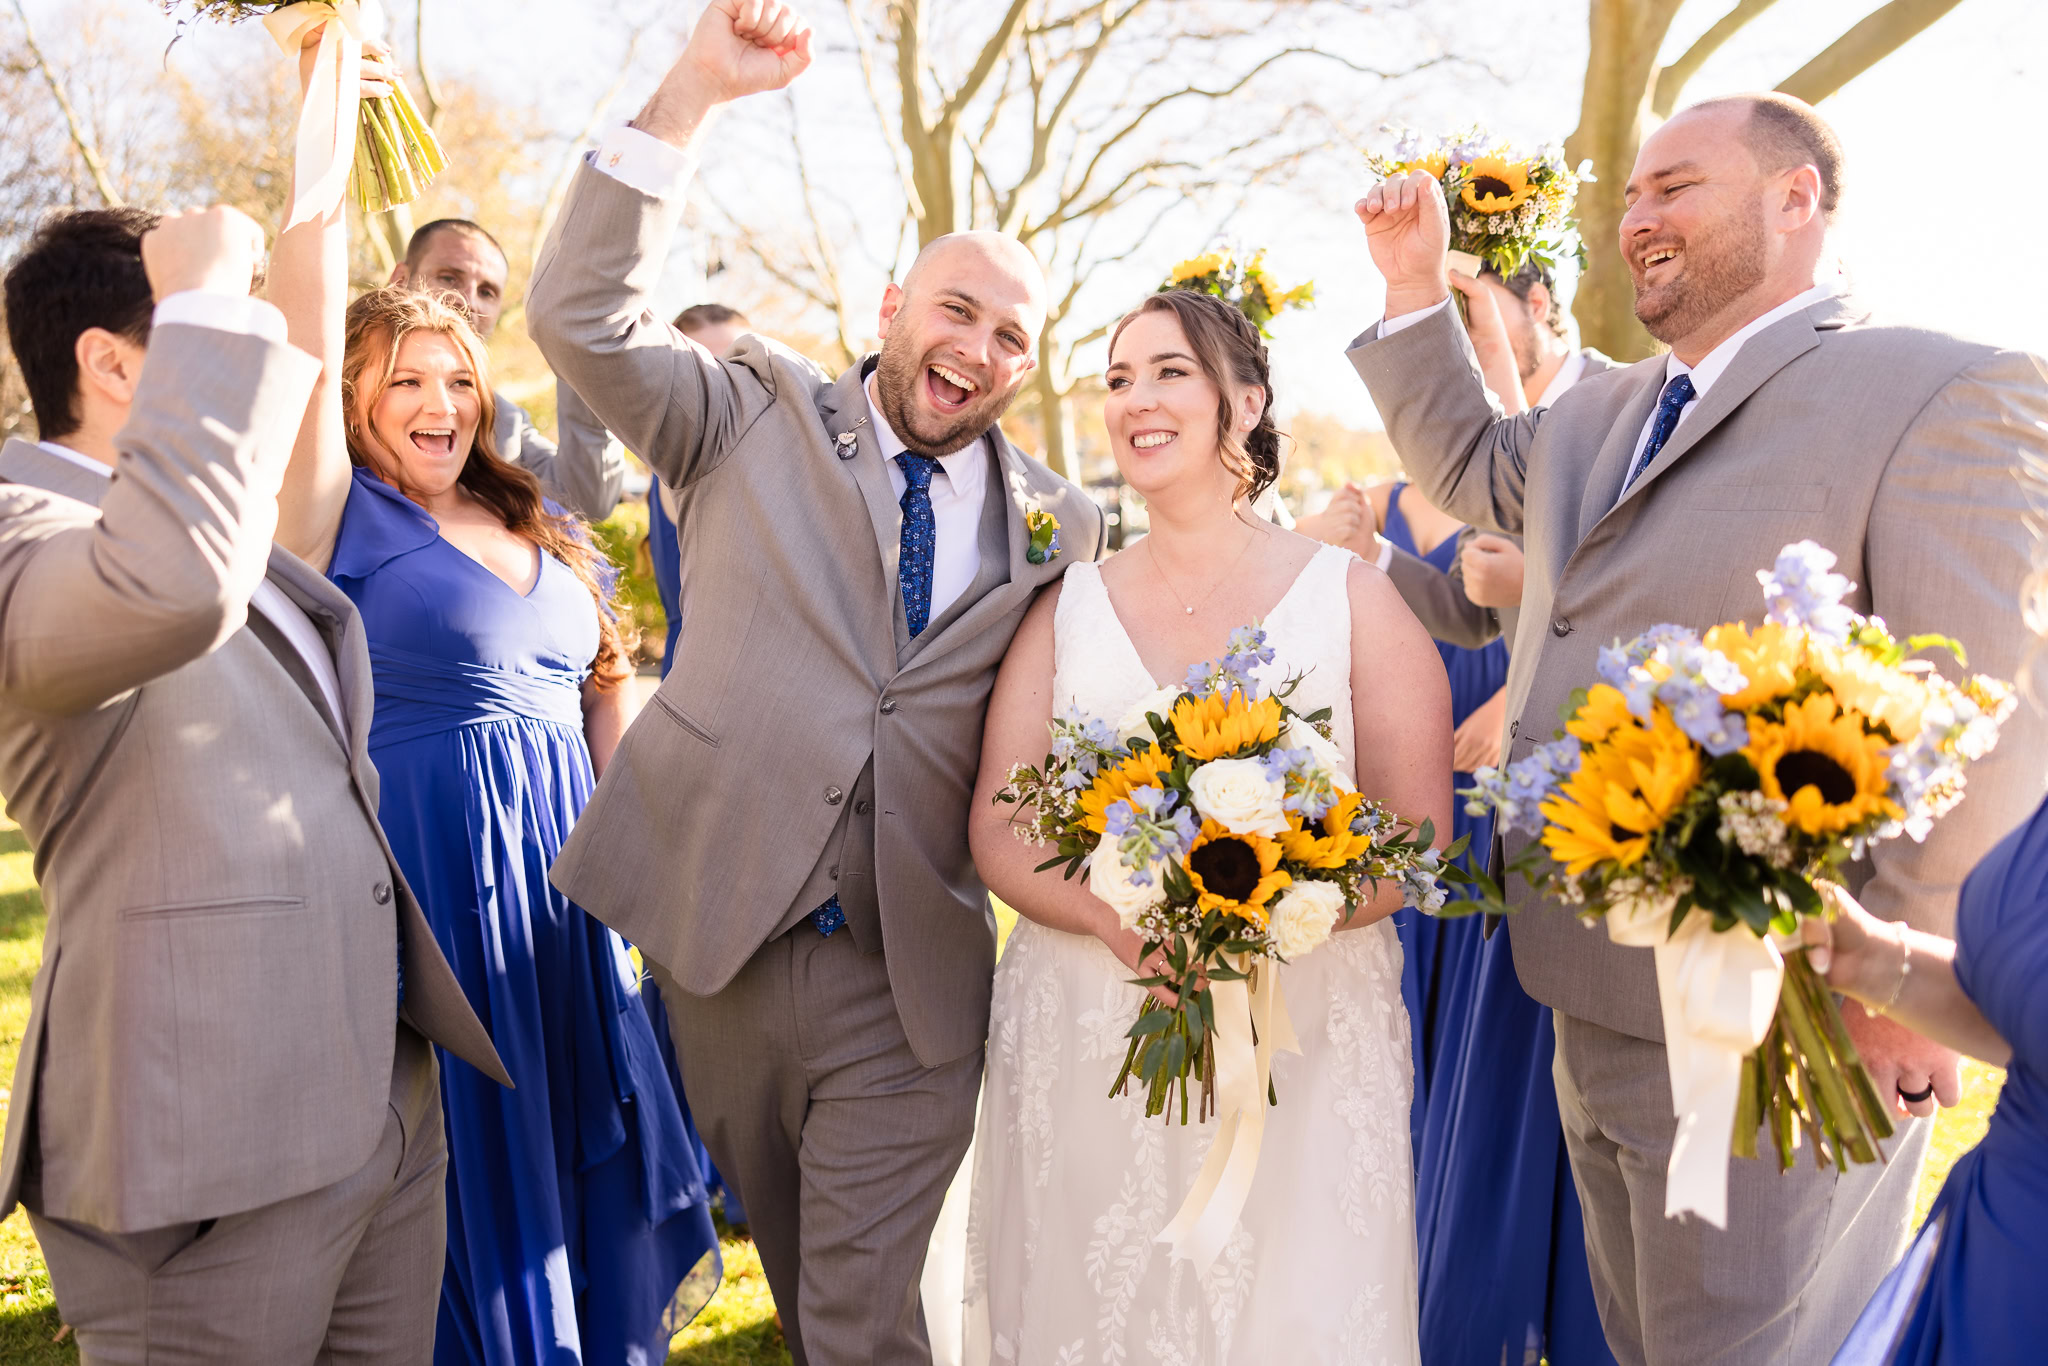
[1383,483,1615,1366]
[1832,792,2048,1365]
[329,470,720,1366]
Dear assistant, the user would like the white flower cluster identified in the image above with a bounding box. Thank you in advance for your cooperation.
[1716,790,1795,868]
[1268,881,1346,959]
[1187,758,1291,837]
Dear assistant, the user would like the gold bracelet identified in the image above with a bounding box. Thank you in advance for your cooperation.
[1865,921,1912,1017]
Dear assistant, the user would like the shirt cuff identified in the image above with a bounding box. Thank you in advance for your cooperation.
[153,291,288,345]
[589,124,700,201]
[1373,534,1394,573]
[1377,295,1453,341]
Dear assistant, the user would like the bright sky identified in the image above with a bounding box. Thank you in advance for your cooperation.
[38,0,2047,430]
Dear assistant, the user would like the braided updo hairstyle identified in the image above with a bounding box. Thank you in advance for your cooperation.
[1109,289,1282,504]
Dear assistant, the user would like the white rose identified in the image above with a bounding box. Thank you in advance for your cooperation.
[1187,757,1290,837]
[1115,685,1183,748]
[1269,879,1347,959]
[1283,717,1354,791]
[1088,837,1165,931]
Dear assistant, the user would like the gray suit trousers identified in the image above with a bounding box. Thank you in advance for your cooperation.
[652,930,982,1366]
[30,1028,444,1366]
[1552,1011,1927,1366]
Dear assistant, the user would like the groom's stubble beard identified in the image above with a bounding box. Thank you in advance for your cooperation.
[1633,195,1770,346]
[874,336,1022,459]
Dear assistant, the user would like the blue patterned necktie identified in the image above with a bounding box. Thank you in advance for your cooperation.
[1623,372,1696,493]
[809,452,945,938]
[896,453,942,638]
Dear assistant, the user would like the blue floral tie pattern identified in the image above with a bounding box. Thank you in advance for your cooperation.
[809,893,846,937]
[1622,372,1696,492]
[897,453,942,638]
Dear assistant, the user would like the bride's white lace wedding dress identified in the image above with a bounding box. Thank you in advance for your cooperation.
[955,545,1420,1365]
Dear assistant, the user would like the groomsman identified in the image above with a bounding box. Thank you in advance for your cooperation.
[0,205,505,1361]
[391,217,627,520]
[527,5,1102,1361]
[1351,94,2048,1364]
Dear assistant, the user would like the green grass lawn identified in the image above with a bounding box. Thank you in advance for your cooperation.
[0,829,2004,1364]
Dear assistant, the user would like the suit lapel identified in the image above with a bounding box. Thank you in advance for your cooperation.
[818,359,906,656]
[1577,366,1664,539]
[0,438,113,508]
[261,546,369,753]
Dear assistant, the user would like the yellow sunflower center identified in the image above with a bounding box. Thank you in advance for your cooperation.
[1469,175,1514,200]
[1773,749,1859,807]
[1189,835,1262,902]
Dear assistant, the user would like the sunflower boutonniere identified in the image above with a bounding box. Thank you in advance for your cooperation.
[1025,508,1061,565]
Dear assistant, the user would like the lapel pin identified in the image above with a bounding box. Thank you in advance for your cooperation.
[834,430,859,460]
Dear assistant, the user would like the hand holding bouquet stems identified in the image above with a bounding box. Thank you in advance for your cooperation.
[162,2,447,220]
[1461,541,2015,1226]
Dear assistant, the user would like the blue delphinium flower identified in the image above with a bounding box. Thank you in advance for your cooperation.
[1261,746,1343,824]
[1106,786,1199,883]
[1597,627,1750,754]
[1758,540,1857,644]
[1468,737,1581,835]
[1402,848,1449,914]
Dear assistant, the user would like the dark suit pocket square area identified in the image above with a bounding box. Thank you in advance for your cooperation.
[1688,483,1830,512]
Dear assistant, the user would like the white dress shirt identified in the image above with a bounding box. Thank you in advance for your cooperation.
[589,124,700,201]
[865,376,987,625]
[39,291,350,727]
[1529,348,1588,407]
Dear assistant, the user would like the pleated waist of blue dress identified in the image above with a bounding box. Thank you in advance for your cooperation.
[364,643,585,747]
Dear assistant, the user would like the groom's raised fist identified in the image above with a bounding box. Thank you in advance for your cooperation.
[1356,171,1451,317]
[140,206,265,303]
[684,0,814,103]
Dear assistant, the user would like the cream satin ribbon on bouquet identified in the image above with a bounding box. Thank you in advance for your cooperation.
[1156,958,1300,1273]
[1606,898,1785,1228]
[264,1,364,228]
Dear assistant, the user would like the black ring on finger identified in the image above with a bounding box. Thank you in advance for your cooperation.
[1898,1082,1935,1104]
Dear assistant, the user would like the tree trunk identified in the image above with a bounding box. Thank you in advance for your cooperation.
[1032,362,1075,480]
[1564,0,1686,361]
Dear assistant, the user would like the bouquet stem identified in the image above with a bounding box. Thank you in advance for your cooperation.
[1744,953,1896,1172]
[353,81,444,215]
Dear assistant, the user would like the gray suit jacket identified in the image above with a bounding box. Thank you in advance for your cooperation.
[529,161,1106,1067]
[1383,349,1623,653]
[496,379,627,522]
[1351,299,2048,1041]
[0,325,505,1234]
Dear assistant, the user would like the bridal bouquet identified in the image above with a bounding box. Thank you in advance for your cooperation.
[1161,249,1314,337]
[1463,542,2013,1226]
[1367,126,1590,282]
[999,625,1458,1123]
[163,1,447,218]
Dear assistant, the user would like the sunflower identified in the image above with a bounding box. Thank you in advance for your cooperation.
[1170,251,1229,284]
[1277,790,1373,869]
[1170,689,1283,762]
[1703,620,1805,711]
[1459,156,1534,214]
[1078,746,1177,834]
[1538,716,1699,875]
[1807,641,1929,740]
[1566,683,1638,745]
[1185,820,1291,926]
[1744,693,1902,836]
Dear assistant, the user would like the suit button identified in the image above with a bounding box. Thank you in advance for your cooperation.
[829,865,840,879]
[1551,617,1572,638]
[879,698,898,715]
[855,799,873,815]
[824,786,844,805]
[372,881,393,905]
[1508,719,1520,739]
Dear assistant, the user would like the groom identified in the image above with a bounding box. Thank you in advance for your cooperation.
[526,3,1103,1361]
[1351,95,2048,1363]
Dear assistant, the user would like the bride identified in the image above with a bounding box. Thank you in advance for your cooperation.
[953,287,1452,1364]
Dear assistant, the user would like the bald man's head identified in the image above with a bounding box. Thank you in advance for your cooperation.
[873,231,1045,458]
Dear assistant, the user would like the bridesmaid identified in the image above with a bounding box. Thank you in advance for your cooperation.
[1815,800,2046,1362]
[1379,267,1616,1366]
[1369,476,1506,1158]
[264,54,720,1363]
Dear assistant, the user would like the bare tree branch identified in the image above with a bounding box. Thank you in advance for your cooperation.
[1652,0,1780,118]
[413,0,445,128]
[528,27,646,263]
[9,0,120,206]
[1775,0,1967,106]
[939,0,1033,124]
[842,0,924,218]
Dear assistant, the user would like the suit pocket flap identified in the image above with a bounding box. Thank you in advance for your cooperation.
[1689,483,1829,512]
[651,692,720,747]
[120,895,307,920]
